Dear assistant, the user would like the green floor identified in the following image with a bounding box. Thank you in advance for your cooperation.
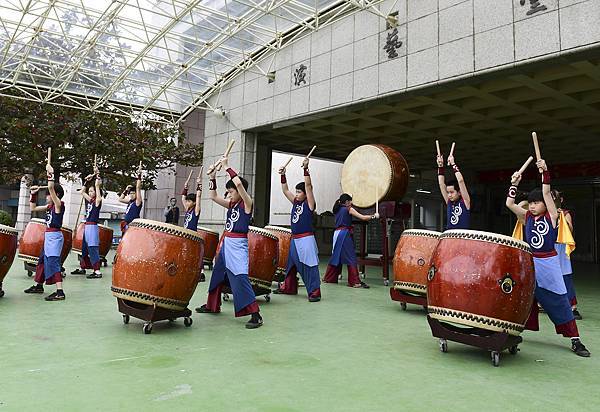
[1,254,599,411]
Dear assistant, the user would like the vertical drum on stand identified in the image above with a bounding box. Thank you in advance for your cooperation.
[18,218,72,267]
[72,222,114,259]
[197,227,220,267]
[0,224,18,285]
[264,225,291,282]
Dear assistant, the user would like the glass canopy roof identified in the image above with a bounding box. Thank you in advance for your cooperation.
[0,0,386,124]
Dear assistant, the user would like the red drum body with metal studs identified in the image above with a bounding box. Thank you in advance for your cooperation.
[0,224,18,283]
[72,222,113,258]
[111,219,204,311]
[427,230,535,336]
[197,227,219,264]
[264,225,291,276]
[18,218,72,265]
[392,229,442,297]
[247,227,279,292]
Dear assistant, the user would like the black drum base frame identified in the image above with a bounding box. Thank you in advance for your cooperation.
[116,298,193,334]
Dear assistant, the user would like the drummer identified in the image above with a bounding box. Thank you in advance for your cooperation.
[273,157,322,302]
[506,159,590,357]
[23,162,66,301]
[323,193,378,288]
[118,163,143,234]
[196,156,263,329]
[71,167,103,279]
[436,151,471,229]
[181,171,204,281]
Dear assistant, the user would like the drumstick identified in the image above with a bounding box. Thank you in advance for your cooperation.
[283,156,293,169]
[532,132,543,172]
[306,145,317,159]
[518,156,534,175]
[435,140,441,157]
[186,169,193,182]
[216,140,236,171]
[197,166,204,183]
[94,154,97,168]
[449,142,456,158]
[375,186,379,215]
[47,147,51,165]
[73,192,85,236]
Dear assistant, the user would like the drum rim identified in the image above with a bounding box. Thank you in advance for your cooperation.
[129,218,203,241]
[198,226,220,235]
[61,226,73,233]
[401,229,442,238]
[249,226,279,240]
[441,229,531,252]
[0,224,18,234]
[264,225,292,233]
[29,218,46,224]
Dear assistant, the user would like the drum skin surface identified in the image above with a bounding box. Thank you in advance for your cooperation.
[111,219,204,311]
[0,224,18,282]
[197,227,219,263]
[264,225,291,275]
[18,218,72,264]
[393,230,442,296]
[341,144,409,208]
[427,230,535,336]
[72,222,113,258]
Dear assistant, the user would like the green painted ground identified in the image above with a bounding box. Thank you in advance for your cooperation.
[1,254,599,411]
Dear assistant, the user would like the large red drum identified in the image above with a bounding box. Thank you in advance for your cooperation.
[264,225,291,277]
[18,218,73,265]
[392,229,442,297]
[197,227,219,264]
[111,219,204,311]
[0,224,18,283]
[427,230,535,336]
[72,222,114,258]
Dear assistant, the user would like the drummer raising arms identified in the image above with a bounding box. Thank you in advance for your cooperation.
[181,170,205,281]
[196,156,263,329]
[23,161,66,301]
[273,157,322,302]
[506,159,590,357]
[118,163,143,234]
[71,166,103,279]
[437,146,471,229]
[323,193,377,288]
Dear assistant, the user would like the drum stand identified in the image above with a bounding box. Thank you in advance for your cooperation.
[389,288,427,311]
[356,218,393,286]
[116,298,193,334]
[427,316,522,367]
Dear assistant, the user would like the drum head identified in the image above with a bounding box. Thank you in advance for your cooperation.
[0,224,18,235]
[249,226,278,240]
[265,225,292,234]
[341,145,392,208]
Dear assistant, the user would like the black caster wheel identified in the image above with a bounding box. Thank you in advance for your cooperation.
[264,294,271,302]
[422,305,428,311]
[400,302,407,311]
[509,346,519,355]
[184,317,193,327]
[338,274,343,280]
[143,323,153,334]
[383,279,389,286]
[439,339,448,353]
[122,314,130,324]
[223,293,230,302]
[27,271,33,277]
[491,351,500,367]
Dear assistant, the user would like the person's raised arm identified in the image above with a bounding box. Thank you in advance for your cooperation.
[46,163,62,214]
[437,155,448,205]
[447,153,470,209]
[94,166,102,207]
[135,164,143,207]
[301,158,315,211]
[221,156,253,214]
[278,165,295,204]
[194,171,202,216]
[349,207,379,222]
[506,172,527,223]
[538,159,558,227]
[28,185,47,213]
[118,185,132,204]
[207,164,230,208]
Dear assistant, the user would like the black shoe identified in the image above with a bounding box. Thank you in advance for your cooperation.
[573,309,583,320]
[195,304,217,314]
[0,289,4,298]
[24,284,44,294]
[360,281,370,289]
[245,313,263,329]
[71,268,86,275]
[199,273,206,282]
[571,339,590,357]
[308,295,321,302]
[45,291,65,301]
[86,271,102,279]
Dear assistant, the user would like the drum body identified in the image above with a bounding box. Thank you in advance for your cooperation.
[427,230,535,336]
[18,218,72,265]
[72,223,113,258]
[197,227,219,263]
[264,225,292,275]
[393,229,442,296]
[0,224,18,283]
[111,219,204,311]
[248,227,279,292]
[341,144,409,208]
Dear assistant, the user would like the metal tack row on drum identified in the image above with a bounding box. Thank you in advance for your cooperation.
[391,228,535,366]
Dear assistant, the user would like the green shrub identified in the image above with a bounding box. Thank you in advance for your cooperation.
[0,210,13,226]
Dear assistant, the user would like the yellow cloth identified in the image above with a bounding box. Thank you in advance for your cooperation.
[557,211,576,256]
[512,220,523,241]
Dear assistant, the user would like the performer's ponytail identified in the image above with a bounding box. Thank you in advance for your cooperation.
[333,193,352,214]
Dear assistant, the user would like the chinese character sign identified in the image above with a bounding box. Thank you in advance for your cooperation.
[293,64,307,86]
[520,0,547,16]
[383,28,403,59]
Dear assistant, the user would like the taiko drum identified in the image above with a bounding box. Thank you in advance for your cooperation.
[72,222,114,258]
[427,230,535,336]
[111,219,204,311]
[197,227,219,264]
[264,225,292,276]
[18,218,73,265]
[392,229,442,297]
[0,224,18,283]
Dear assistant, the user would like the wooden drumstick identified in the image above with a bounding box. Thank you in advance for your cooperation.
[216,140,236,171]
[532,132,543,172]
[283,156,293,169]
[435,140,441,157]
[306,145,317,159]
[518,156,534,175]
[375,186,379,215]
[186,169,193,182]
[94,154,97,168]
[47,147,51,165]
[449,142,456,158]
